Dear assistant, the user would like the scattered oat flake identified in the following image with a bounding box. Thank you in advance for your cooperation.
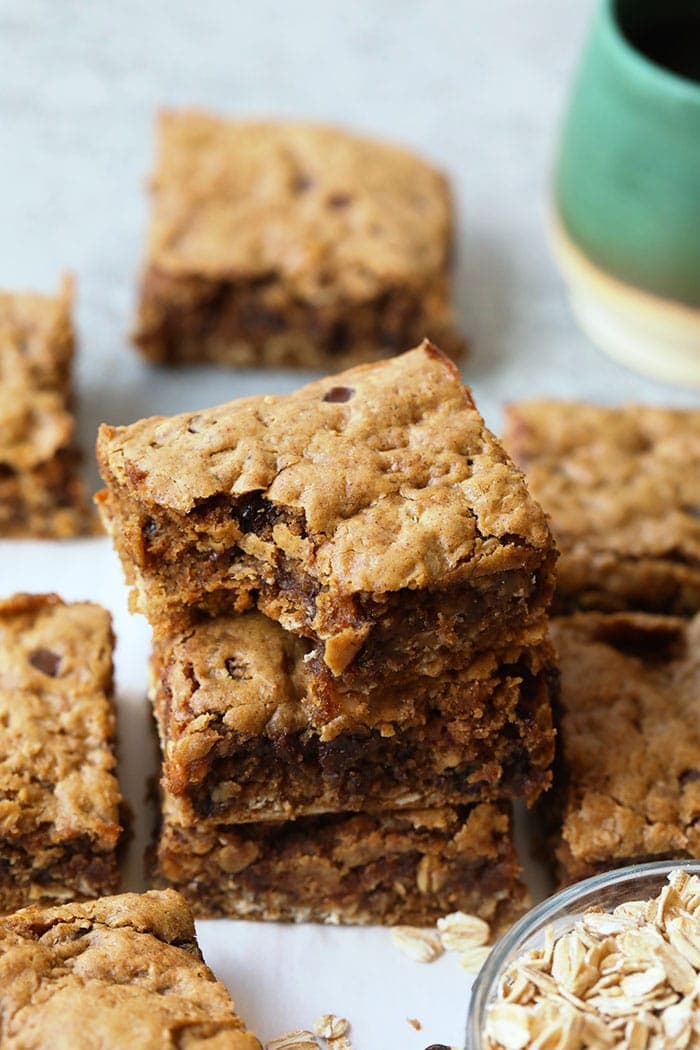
[313,1015,348,1040]
[391,925,444,963]
[407,1017,422,1030]
[437,911,490,952]
[460,944,492,973]
[266,1031,319,1050]
[483,869,700,1050]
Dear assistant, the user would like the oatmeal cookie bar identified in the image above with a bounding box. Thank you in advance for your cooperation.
[151,611,555,821]
[133,112,464,368]
[97,344,557,709]
[504,400,700,615]
[0,889,260,1048]
[0,593,122,912]
[550,611,700,883]
[0,278,94,537]
[154,798,528,928]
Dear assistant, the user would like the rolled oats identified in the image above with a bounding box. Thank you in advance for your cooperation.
[460,945,493,973]
[390,925,444,963]
[484,869,700,1049]
[266,1032,319,1050]
[437,911,490,951]
[313,1014,348,1041]
[326,1038,353,1050]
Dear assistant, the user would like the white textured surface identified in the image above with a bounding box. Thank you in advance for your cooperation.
[2,2,700,1047]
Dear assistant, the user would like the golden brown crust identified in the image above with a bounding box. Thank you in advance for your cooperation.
[132,112,464,366]
[0,889,260,1049]
[504,400,700,615]
[0,594,122,910]
[550,611,700,882]
[0,278,95,538]
[145,113,452,293]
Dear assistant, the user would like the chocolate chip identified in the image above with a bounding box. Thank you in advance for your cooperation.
[225,657,249,680]
[423,1045,452,1050]
[187,416,201,434]
[0,464,16,480]
[292,173,314,194]
[327,192,352,209]
[681,769,700,785]
[323,386,354,403]
[235,492,279,535]
[29,648,61,677]
[143,517,158,537]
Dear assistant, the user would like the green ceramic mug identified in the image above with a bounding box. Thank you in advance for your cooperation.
[552,0,700,386]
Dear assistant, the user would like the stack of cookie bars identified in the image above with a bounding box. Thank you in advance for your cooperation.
[97,342,557,926]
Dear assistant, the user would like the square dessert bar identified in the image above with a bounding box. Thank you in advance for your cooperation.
[0,593,123,912]
[155,798,528,928]
[151,611,556,822]
[0,277,94,537]
[549,610,700,883]
[0,889,261,1049]
[97,344,557,715]
[132,112,464,368]
[504,400,700,615]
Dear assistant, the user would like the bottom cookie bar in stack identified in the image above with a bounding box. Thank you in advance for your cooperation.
[155,796,528,929]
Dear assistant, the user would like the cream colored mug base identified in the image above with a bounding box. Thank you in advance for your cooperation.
[549,210,700,389]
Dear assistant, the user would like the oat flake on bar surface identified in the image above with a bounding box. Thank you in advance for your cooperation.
[483,869,700,1050]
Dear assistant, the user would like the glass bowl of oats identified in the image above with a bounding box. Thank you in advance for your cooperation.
[465,860,700,1049]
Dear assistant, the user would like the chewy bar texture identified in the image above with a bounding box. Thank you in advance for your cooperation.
[151,612,556,822]
[550,611,700,884]
[155,800,528,928]
[132,113,464,369]
[505,400,700,615]
[0,594,122,912]
[0,278,93,537]
[97,344,557,709]
[0,890,261,1049]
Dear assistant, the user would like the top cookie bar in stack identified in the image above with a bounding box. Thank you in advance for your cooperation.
[97,342,557,727]
[132,112,464,368]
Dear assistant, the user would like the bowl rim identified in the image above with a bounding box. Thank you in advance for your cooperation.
[465,859,700,1048]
